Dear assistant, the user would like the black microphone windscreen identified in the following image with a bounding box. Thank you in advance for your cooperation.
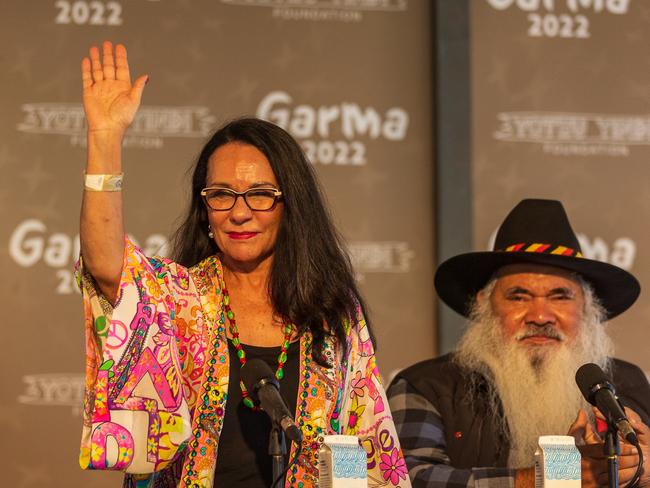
[240,358,275,395]
[575,363,610,403]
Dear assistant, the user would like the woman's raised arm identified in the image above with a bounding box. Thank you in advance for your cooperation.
[79,41,148,303]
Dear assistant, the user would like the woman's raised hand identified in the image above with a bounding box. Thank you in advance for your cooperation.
[80,41,145,302]
[81,41,148,135]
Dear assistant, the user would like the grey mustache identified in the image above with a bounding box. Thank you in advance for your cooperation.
[517,325,563,340]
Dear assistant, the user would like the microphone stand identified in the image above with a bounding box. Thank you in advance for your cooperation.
[269,426,286,487]
[604,424,620,488]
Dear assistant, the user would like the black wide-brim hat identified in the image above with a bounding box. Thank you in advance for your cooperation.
[435,199,640,320]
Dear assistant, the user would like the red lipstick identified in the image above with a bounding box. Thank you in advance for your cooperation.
[227,232,257,240]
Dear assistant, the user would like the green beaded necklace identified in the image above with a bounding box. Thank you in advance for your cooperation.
[222,284,294,410]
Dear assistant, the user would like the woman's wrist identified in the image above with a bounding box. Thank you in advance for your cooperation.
[87,127,126,145]
[86,129,125,173]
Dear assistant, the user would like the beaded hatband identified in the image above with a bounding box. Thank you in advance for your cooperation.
[501,242,583,257]
[221,284,293,410]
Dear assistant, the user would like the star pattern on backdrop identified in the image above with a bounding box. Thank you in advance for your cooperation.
[294,76,331,99]
[0,144,17,170]
[346,163,389,196]
[230,76,259,106]
[32,68,78,99]
[1,4,648,487]
[0,189,10,215]
[625,28,645,43]
[638,4,650,23]
[15,464,50,488]
[9,46,35,82]
[271,43,296,70]
[164,70,194,94]
[493,165,526,198]
[25,192,61,223]
[186,39,206,64]
[626,79,650,101]
[19,160,52,195]
[160,17,181,32]
[0,405,25,432]
[485,55,509,89]
[202,17,225,32]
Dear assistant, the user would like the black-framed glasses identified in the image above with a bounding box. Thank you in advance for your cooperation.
[200,187,283,211]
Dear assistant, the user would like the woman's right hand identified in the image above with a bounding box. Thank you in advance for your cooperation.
[81,41,148,135]
[80,41,146,303]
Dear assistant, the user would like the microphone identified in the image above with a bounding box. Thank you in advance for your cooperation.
[575,363,638,445]
[240,358,303,444]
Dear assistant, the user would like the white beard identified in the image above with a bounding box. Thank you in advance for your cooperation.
[455,281,613,469]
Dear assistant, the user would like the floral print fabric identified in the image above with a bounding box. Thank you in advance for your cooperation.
[77,238,410,487]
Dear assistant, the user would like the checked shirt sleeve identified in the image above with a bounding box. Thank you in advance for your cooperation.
[387,378,515,488]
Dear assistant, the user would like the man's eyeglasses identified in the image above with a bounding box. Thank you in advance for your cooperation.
[200,187,283,211]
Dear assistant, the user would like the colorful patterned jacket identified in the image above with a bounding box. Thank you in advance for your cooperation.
[77,238,411,487]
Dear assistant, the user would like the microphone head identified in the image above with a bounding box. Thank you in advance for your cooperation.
[240,358,279,402]
[575,363,613,405]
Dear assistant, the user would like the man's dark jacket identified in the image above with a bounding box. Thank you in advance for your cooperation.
[392,353,650,469]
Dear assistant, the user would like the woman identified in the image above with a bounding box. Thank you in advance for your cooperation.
[77,41,410,487]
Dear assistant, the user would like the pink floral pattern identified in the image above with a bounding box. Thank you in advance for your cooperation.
[350,370,367,399]
[380,447,409,485]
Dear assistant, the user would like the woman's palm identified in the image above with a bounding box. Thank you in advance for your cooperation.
[81,42,147,132]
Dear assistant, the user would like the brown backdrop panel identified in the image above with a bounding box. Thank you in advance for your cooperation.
[0,0,434,485]
[470,0,650,372]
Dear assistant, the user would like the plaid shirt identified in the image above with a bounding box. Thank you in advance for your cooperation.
[387,378,516,488]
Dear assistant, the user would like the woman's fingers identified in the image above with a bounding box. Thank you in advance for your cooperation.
[89,45,103,83]
[102,41,116,80]
[114,43,130,82]
[81,57,93,89]
[130,74,149,104]
[86,42,129,86]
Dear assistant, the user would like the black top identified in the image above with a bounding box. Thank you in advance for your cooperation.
[213,339,300,487]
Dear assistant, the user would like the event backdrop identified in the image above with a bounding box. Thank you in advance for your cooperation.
[5,1,648,486]
[470,0,650,374]
[0,1,434,486]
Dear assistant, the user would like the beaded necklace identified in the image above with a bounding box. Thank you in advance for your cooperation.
[222,283,293,410]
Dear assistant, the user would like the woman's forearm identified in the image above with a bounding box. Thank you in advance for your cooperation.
[80,129,126,304]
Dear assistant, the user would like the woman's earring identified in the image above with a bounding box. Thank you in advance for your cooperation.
[208,226,214,239]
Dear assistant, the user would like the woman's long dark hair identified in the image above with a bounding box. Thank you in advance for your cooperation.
[170,118,373,366]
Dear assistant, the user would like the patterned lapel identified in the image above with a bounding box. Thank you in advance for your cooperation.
[180,256,229,486]
[286,333,340,486]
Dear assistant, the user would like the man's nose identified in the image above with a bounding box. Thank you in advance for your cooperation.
[524,297,555,325]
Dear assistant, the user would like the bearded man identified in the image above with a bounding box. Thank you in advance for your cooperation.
[387,199,650,488]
